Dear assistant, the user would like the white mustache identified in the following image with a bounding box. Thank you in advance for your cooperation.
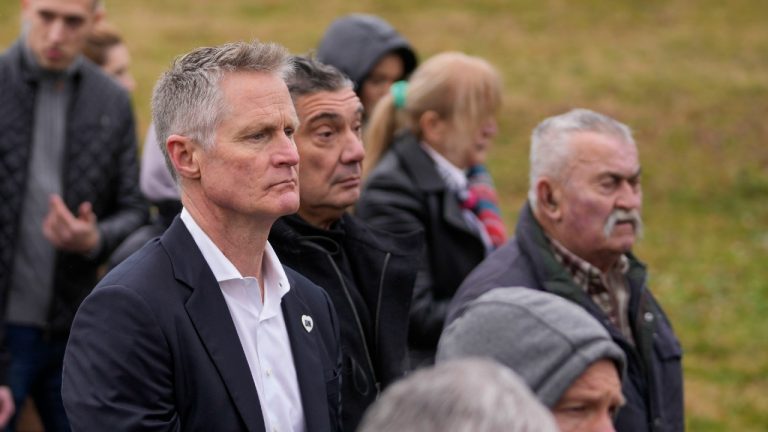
[603,209,644,239]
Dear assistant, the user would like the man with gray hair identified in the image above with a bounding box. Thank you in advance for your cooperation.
[357,358,559,432]
[438,288,627,432]
[447,109,683,432]
[62,41,342,432]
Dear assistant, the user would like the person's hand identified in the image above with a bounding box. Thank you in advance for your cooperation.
[43,194,101,254]
[0,385,15,427]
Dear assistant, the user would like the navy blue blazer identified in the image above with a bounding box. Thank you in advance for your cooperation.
[62,217,342,432]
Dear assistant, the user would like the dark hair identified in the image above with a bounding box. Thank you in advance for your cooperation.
[286,55,353,102]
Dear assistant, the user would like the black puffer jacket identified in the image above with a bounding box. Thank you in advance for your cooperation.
[447,203,685,432]
[270,214,421,431]
[0,40,147,383]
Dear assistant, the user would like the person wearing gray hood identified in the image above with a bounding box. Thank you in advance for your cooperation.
[437,288,627,432]
[317,13,417,118]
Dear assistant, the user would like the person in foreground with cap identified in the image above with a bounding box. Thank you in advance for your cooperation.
[437,288,626,432]
[446,108,683,432]
[358,357,559,432]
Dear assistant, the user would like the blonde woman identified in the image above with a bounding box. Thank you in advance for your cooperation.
[356,52,505,366]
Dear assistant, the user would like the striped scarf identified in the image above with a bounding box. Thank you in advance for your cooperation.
[461,164,508,249]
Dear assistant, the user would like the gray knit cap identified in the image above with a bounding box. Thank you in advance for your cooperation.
[436,287,626,408]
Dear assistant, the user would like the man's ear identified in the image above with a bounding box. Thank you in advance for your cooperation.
[535,178,563,221]
[166,135,201,180]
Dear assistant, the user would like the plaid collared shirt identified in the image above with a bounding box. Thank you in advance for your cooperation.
[547,236,634,344]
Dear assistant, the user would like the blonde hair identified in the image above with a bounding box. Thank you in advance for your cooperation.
[363,51,502,176]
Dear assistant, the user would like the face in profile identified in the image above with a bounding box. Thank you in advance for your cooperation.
[551,131,643,270]
[552,359,624,432]
[294,87,365,227]
[22,0,101,71]
[102,42,136,92]
[432,113,499,169]
[197,71,300,222]
[360,52,404,115]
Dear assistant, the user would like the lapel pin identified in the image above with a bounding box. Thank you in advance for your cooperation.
[301,315,314,333]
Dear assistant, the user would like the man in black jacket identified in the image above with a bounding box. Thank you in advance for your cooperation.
[0,0,145,429]
[269,56,421,431]
[447,109,684,432]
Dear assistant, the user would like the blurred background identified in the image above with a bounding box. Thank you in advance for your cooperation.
[1,0,767,430]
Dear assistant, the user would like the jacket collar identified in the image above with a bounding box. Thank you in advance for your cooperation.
[515,201,649,342]
[391,131,447,193]
[271,213,423,259]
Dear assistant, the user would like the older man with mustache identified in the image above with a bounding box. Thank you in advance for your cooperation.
[446,109,683,432]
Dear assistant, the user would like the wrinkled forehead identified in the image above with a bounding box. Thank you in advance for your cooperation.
[296,88,363,122]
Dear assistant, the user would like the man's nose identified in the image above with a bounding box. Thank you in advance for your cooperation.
[275,135,300,167]
[592,412,616,432]
[616,181,641,210]
[48,19,67,44]
[340,130,365,164]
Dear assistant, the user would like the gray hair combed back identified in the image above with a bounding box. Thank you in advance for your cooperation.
[528,108,635,208]
[151,41,293,178]
[358,358,558,432]
[285,55,353,102]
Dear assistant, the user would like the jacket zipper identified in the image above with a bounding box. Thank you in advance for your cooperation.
[324,254,380,394]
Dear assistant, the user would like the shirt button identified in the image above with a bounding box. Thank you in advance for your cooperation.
[644,312,654,322]
[266,368,272,377]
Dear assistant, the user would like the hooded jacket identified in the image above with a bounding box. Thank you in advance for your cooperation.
[269,213,422,431]
[317,14,417,92]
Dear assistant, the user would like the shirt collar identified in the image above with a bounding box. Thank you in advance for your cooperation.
[180,208,291,300]
[547,234,629,286]
[420,141,468,193]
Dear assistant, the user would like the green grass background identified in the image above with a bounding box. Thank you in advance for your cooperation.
[2,1,767,430]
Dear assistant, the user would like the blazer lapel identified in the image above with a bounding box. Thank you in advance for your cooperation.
[281,273,329,431]
[162,219,266,432]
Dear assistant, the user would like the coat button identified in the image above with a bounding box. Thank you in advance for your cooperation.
[644,312,654,322]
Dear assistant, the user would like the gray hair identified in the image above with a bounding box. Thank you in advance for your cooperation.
[285,55,353,102]
[358,358,559,432]
[151,41,293,179]
[528,108,635,208]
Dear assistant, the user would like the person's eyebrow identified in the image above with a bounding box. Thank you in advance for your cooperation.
[307,112,341,125]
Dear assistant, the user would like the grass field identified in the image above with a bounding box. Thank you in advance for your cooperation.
[2,1,767,430]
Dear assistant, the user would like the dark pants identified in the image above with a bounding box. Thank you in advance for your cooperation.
[5,325,70,432]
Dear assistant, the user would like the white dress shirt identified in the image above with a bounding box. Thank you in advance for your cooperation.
[181,209,305,432]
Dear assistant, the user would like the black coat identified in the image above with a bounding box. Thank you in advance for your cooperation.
[447,202,685,432]
[0,40,146,383]
[63,217,342,431]
[270,213,421,431]
[356,132,487,365]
